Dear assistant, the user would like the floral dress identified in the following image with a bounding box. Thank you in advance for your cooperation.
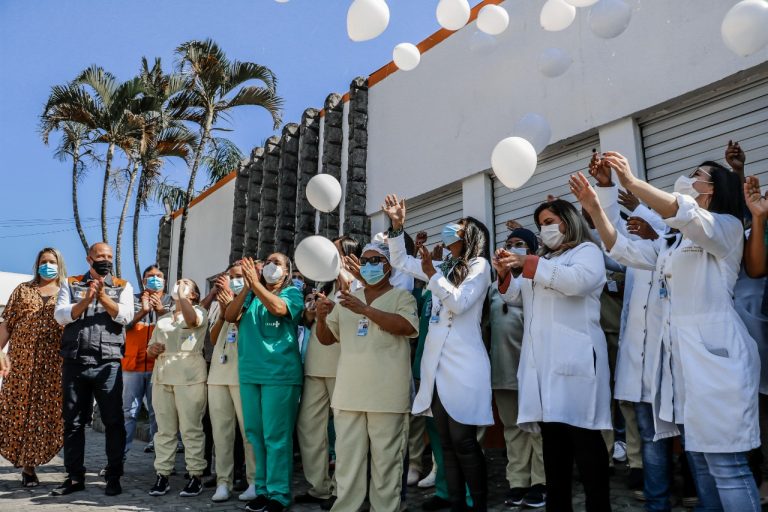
[0,282,64,466]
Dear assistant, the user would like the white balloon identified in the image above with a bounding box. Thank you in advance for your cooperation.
[393,43,421,71]
[436,0,471,31]
[538,47,573,78]
[306,174,342,213]
[347,0,390,42]
[477,4,509,35]
[589,0,632,39]
[491,137,538,190]
[469,31,499,55]
[721,0,768,57]
[513,114,552,155]
[294,236,341,283]
[540,0,576,32]
[564,0,598,6]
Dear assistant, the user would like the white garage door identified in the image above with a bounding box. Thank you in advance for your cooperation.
[493,135,600,245]
[403,187,464,247]
[641,76,768,191]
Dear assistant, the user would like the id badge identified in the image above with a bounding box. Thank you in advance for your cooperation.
[219,353,228,364]
[180,334,196,351]
[429,313,440,324]
[226,326,237,343]
[659,280,668,299]
[357,318,369,337]
[607,280,618,293]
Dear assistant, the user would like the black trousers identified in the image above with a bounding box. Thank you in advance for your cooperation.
[62,361,126,480]
[431,388,487,512]
[540,422,611,512]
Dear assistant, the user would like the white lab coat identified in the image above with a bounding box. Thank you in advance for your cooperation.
[387,234,493,426]
[499,242,612,432]
[608,193,760,453]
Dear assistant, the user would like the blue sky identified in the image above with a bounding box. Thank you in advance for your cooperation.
[0,0,461,288]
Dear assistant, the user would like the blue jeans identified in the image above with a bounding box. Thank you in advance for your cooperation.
[634,402,672,512]
[686,451,760,512]
[122,371,156,455]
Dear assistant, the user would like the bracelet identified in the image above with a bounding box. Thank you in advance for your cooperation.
[388,226,404,237]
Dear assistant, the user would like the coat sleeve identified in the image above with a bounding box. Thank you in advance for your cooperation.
[387,233,442,282]
[595,184,630,238]
[533,243,606,296]
[664,193,743,259]
[608,233,660,271]
[54,281,76,326]
[113,282,135,326]
[494,279,523,307]
[426,258,491,315]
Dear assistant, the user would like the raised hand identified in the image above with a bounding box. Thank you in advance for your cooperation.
[140,291,151,313]
[602,151,636,189]
[430,243,446,262]
[589,151,614,187]
[618,189,640,212]
[414,231,428,249]
[726,140,746,173]
[216,287,233,307]
[241,257,260,289]
[627,216,659,240]
[214,274,229,292]
[344,254,363,283]
[745,176,768,218]
[382,194,406,230]
[569,172,601,214]
[505,219,523,232]
[316,293,333,321]
[419,245,437,279]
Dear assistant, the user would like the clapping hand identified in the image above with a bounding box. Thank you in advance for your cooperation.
[382,194,406,230]
[149,293,165,313]
[618,189,640,212]
[216,287,234,307]
[344,255,363,283]
[241,258,260,289]
[589,151,614,187]
[745,176,768,218]
[140,291,151,313]
[339,291,368,315]
[414,231,428,250]
[316,293,333,321]
[418,245,437,279]
[569,172,601,214]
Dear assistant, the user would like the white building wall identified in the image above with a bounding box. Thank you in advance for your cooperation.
[366,0,768,214]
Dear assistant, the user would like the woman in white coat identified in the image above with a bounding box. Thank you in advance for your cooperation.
[571,154,761,512]
[382,194,492,512]
[494,198,612,512]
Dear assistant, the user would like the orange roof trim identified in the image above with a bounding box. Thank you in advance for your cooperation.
[170,170,237,219]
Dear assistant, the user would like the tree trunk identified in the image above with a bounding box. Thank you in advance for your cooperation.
[115,161,139,279]
[101,142,116,243]
[133,169,146,289]
[70,138,89,252]
[177,111,213,280]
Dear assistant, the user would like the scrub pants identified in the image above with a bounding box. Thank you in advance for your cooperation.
[296,376,336,499]
[241,383,301,507]
[408,415,427,474]
[153,382,207,476]
[331,409,409,512]
[495,390,546,489]
[208,384,256,488]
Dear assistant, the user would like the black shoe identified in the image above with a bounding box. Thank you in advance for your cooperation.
[148,474,170,496]
[265,499,286,512]
[295,493,327,504]
[321,496,337,510]
[422,495,452,511]
[522,484,546,508]
[626,467,644,490]
[504,487,528,507]
[105,477,122,496]
[179,476,203,497]
[233,477,248,492]
[246,495,269,512]
[52,478,85,496]
[144,441,155,453]
[21,471,39,488]
[204,475,217,488]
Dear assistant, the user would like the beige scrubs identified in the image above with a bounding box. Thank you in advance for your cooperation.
[297,323,340,499]
[326,287,419,512]
[208,320,257,488]
[150,306,209,476]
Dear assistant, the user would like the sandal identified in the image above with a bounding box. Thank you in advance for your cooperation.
[21,471,39,488]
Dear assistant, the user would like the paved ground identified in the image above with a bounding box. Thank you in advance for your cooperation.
[0,427,687,511]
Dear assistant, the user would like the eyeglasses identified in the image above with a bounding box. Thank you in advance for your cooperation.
[504,241,528,249]
[360,256,387,265]
[688,168,713,182]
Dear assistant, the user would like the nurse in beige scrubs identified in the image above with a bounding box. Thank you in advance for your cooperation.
[146,278,209,498]
[316,241,419,512]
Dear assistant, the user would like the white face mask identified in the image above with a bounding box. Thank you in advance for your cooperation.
[540,223,565,250]
[674,175,712,200]
[171,283,180,301]
[510,247,528,256]
[262,262,284,284]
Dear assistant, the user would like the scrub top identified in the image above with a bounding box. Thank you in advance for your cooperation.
[488,287,524,390]
[238,286,304,386]
[412,288,432,380]
[149,306,209,385]
[326,287,419,414]
[207,321,240,386]
[303,323,340,378]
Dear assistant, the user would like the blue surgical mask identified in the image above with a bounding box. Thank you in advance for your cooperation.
[292,278,305,290]
[146,276,164,292]
[229,277,245,294]
[441,223,463,248]
[37,263,58,280]
[360,262,388,285]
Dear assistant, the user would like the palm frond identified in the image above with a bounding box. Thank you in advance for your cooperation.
[221,86,283,129]
[225,61,278,94]
[201,137,243,185]
[152,180,188,211]
[74,65,118,108]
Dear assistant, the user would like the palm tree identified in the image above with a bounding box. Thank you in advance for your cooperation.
[172,39,283,279]
[40,119,94,252]
[114,159,140,278]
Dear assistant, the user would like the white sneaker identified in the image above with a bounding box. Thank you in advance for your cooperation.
[407,467,421,486]
[211,484,230,502]
[239,483,257,501]
[613,440,628,462]
[418,468,437,488]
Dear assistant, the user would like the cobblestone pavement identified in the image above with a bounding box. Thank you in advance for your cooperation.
[0,428,688,511]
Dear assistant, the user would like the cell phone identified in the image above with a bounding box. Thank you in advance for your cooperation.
[619,210,629,221]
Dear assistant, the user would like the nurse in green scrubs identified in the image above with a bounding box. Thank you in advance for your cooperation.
[224,253,304,512]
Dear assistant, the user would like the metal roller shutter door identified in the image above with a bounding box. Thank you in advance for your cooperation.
[403,187,464,247]
[641,77,768,191]
[493,135,600,245]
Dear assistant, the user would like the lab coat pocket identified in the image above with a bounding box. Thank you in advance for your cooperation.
[551,325,595,378]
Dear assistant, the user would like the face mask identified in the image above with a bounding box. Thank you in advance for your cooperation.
[673,175,712,199]
[91,260,112,277]
[171,282,184,301]
[441,223,463,248]
[229,277,245,294]
[360,262,388,285]
[292,278,305,290]
[262,262,284,284]
[540,224,565,250]
[146,276,164,292]
[510,247,528,256]
[38,263,58,280]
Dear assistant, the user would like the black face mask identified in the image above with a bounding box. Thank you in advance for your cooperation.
[92,260,113,277]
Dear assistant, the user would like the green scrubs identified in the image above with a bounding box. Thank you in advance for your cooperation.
[238,286,304,506]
